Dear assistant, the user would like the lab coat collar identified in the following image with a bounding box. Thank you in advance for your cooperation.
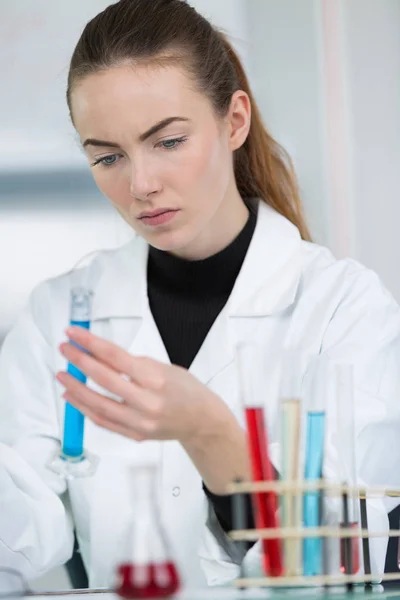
[91,200,303,321]
[91,234,147,320]
[227,201,303,316]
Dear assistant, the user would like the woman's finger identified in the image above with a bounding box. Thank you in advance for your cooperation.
[63,327,135,377]
[63,392,146,442]
[58,354,162,418]
[63,385,161,440]
[59,372,133,423]
[65,327,165,389]
[59,341,143,402]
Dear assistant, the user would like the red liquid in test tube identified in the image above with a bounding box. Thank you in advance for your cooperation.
[116,562,180,599]
[245,406,283,577]
[340,522,360,575]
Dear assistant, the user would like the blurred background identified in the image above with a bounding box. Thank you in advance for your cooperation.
[1,0,400,591]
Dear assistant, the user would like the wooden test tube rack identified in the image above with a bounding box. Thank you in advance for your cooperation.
[228,479,400,589]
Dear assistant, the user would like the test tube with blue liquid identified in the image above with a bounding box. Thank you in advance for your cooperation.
[303,357,327,576]
[63,287,92,458]
[48,281,99,479]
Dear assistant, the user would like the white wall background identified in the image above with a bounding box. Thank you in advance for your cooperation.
[247,0,330,245]
[1,0,400,591]
[0,0,111,171]
[342,0,400,299]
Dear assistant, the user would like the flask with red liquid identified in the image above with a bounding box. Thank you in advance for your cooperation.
[236,342,283,577]
[115,465,181,599]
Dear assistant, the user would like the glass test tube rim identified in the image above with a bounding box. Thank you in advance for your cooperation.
[335,362,358,524]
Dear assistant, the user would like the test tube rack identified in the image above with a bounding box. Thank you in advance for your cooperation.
[228,478,400,589]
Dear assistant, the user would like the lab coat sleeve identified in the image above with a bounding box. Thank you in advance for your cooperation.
[198,450,282,584]
[319,266,400,576]
[0,283,74,581]
[199,495,268,585]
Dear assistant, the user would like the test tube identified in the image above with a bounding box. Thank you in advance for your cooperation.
[335,363,360,576]
[63,288,91,457]
[280,350,303,576]
[397,517,400,572]
[360,497,371,580]
[236,342,283,577]
[303,357,326,576]
[342,490,354,592]
[48,287,99,479]
[231,478,248,581]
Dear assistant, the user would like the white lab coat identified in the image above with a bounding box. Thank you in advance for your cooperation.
[1,201,400,587]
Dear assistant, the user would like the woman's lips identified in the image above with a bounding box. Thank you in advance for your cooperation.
[139,209,179,227]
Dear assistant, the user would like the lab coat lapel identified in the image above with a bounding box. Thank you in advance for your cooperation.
[92,233,170,364]
[121,242,171,365]
[227,202,303,317]
[189,310,233,386]
[189,202,304,387]
[127,301,170,365]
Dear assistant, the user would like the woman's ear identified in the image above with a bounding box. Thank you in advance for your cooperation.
[227,90,251,151]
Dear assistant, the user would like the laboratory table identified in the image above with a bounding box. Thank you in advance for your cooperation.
[25,586,400,600]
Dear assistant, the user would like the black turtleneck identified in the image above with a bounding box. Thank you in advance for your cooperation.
[147,206,257,539]
[147,207,257,369]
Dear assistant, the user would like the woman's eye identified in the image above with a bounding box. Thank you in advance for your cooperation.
[157,137,187,151]
[91,154,120,167]
[103,155,118,165]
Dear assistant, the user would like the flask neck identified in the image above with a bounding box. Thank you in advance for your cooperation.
[131,466,158,515]
[129,466,169,565]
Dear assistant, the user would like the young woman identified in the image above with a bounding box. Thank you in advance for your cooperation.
[1,0,400,589]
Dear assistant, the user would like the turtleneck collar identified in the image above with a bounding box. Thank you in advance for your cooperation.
[147,204,257,296]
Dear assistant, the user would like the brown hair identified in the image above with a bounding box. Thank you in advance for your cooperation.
[67,0,311,240]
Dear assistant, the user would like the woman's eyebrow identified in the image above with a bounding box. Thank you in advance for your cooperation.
[82,116,191,149]
[138,116,191,142]
[82,138,121,149]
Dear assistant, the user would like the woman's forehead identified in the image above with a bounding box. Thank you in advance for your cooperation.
[70,64,210,136]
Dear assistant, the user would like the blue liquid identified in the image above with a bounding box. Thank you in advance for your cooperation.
[62,320,90,458]
[303,411,325,576]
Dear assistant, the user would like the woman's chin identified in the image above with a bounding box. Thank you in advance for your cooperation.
[143,228,192,254]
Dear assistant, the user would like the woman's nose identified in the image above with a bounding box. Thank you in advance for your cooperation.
[129,162,160,201]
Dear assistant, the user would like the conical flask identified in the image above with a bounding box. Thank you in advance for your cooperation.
[115,465,181,599]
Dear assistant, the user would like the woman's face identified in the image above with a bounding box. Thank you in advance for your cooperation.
[70,64,250,259]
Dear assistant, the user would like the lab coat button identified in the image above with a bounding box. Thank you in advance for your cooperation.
[172,486,180,497]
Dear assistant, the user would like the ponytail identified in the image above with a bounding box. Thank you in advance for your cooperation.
[220,36,312,241]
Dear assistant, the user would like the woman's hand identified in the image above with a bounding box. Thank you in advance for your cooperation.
[56,326,229,444]
[57,326,251,493]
